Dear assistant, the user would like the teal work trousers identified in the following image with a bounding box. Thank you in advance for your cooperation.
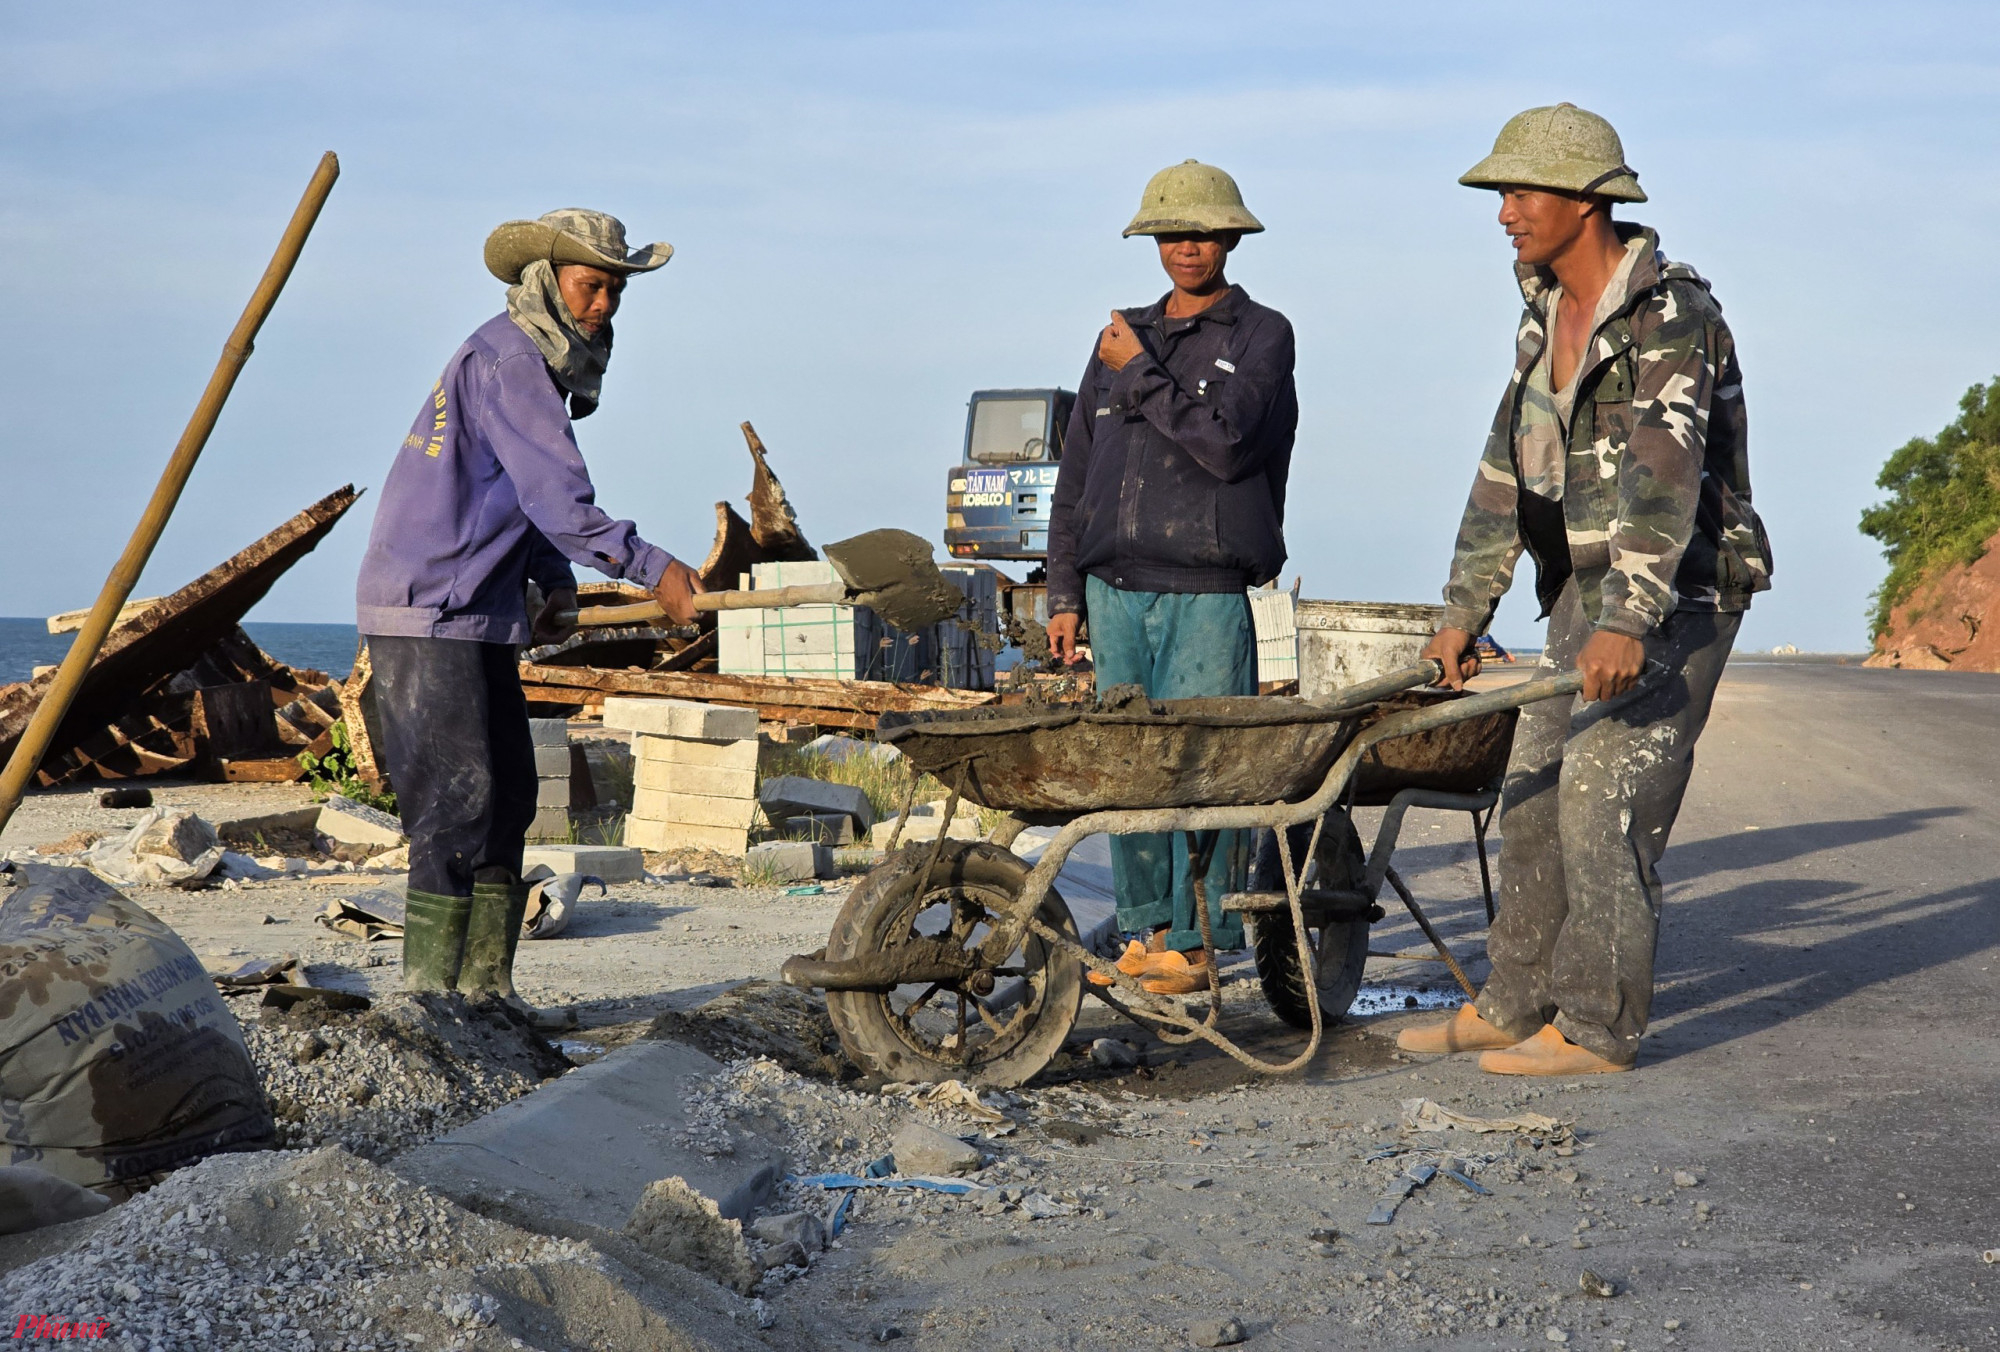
[1085,575,1257,953]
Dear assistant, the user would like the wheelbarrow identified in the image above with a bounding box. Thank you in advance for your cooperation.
[780,660,1586,1086]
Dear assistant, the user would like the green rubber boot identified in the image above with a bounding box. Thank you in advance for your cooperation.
[459,877,574,1031]
[401,890,472,992]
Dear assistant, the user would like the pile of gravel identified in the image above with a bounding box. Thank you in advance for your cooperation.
[241,992,572,1158]
[0,1147,785,1352]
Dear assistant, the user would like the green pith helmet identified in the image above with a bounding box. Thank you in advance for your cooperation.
[1122,159,1265,237]
[1459,103,1646,203]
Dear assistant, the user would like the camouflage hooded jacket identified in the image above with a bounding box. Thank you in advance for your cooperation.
[1440,223,1772,639]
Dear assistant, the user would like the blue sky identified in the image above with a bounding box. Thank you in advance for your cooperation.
[4,2,1998,651]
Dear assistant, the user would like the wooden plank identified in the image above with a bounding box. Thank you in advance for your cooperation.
[221,756,308,783]
[517,663,993,714]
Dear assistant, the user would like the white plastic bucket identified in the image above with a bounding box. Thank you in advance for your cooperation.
[1294,599,1444,699]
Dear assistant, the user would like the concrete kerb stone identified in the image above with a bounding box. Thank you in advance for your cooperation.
[758,776,876,831]
[869,816,982,849]
[390,1039,782,1261]
[745,840,833,882]
[533,744,572,777]
[316,794,405,848]
[603,697,759,743]
[521,843,645,884]
[528,718,570,746]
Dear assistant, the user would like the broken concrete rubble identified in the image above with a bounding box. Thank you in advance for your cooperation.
[889,1120,983,1177]
[315,792,404,848]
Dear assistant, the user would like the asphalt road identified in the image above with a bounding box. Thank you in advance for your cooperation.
[783,663,2000,1352]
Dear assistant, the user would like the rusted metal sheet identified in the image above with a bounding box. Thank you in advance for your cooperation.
[879,688,1517,815]
[0,486,359,780]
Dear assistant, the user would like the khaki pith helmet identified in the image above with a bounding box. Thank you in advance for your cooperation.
[1122,159,1265,237]
[1459,103,1646,203]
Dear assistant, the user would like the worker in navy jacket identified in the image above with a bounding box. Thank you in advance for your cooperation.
[1046,161,1298,995]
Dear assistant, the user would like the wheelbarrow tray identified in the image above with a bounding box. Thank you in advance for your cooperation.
[877,689,1517,814]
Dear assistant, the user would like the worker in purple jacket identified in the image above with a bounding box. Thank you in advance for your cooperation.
[355,208,704,1026]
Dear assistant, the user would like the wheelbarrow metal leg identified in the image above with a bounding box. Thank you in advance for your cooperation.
[1472,803,1497,924]
[1384,865,1478,1001]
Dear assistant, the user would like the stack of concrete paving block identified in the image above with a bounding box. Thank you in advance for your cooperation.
[526,719,575,843]
[602,697,761,855]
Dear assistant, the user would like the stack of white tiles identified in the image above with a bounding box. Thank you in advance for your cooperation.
[601,697,761,854]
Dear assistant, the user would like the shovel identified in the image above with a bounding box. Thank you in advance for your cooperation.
[556,528,967,634]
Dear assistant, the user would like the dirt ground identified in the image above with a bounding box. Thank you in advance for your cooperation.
[3,662,1996,1352]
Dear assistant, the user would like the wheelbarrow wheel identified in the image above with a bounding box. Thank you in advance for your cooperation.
[1248,813,1370,1031]
[824,840,1083,1088]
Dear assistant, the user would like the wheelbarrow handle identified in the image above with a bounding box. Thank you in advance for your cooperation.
[1308,659,1446,711]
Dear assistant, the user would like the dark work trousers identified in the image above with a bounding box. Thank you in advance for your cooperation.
[1474,581,1740,1064]
[366,636,536,899]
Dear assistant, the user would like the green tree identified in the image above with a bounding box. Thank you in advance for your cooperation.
[1859,378,2000,637]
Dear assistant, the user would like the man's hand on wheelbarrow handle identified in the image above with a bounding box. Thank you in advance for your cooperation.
[1421,629,1481,689]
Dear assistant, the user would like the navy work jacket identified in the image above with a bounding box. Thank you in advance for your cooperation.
[1046,284,1297,615]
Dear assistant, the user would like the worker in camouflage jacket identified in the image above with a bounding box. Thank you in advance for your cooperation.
[1398,105,1773,1075]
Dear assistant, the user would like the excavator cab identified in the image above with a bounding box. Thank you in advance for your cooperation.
[944,388,1075,562]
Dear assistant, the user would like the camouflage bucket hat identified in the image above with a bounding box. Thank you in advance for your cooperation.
[1459,103,1646,203]
[483,208,674,284]
[1123,159,1265,237]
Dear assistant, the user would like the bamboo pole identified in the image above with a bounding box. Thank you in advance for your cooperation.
[0,152,340,838]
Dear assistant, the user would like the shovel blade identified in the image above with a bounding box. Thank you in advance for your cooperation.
[821,528,966,631]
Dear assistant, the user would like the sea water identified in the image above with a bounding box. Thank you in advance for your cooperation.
[0,617,359,683]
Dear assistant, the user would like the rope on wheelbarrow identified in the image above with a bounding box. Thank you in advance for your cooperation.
[1027,808,1334,1077]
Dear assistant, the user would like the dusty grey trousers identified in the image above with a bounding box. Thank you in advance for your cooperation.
[1474,582,1740,1063]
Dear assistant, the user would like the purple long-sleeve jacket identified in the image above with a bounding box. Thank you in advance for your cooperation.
[355,313,673,644]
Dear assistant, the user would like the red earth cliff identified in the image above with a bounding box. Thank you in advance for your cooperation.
[1865,525,2000,671]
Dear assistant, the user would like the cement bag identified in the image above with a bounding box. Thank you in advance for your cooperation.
[84,807,223,888]
[0,862,273,1194]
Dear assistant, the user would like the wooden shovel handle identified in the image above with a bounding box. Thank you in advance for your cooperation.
[560,580,850,628]
[692,581,850,611]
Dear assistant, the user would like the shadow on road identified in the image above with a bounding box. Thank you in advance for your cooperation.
[1646,814,2000,1060]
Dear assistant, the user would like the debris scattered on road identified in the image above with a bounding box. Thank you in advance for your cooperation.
[887,1077,1010,1123]
[1672,1169,1701,1187]
[792,1172,989,1197]
[1190,1315,1248,1347]
[1403,1097,1570,1137]
[1091,1036,1142,1069]
[890,1119,983,1176]
[1368,1163,1438,1225]
[316,889,407,941]
[1580,1269,1619,1297]
[521,870,604,939]
[83,806,224,886]
[97,787,153,809]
